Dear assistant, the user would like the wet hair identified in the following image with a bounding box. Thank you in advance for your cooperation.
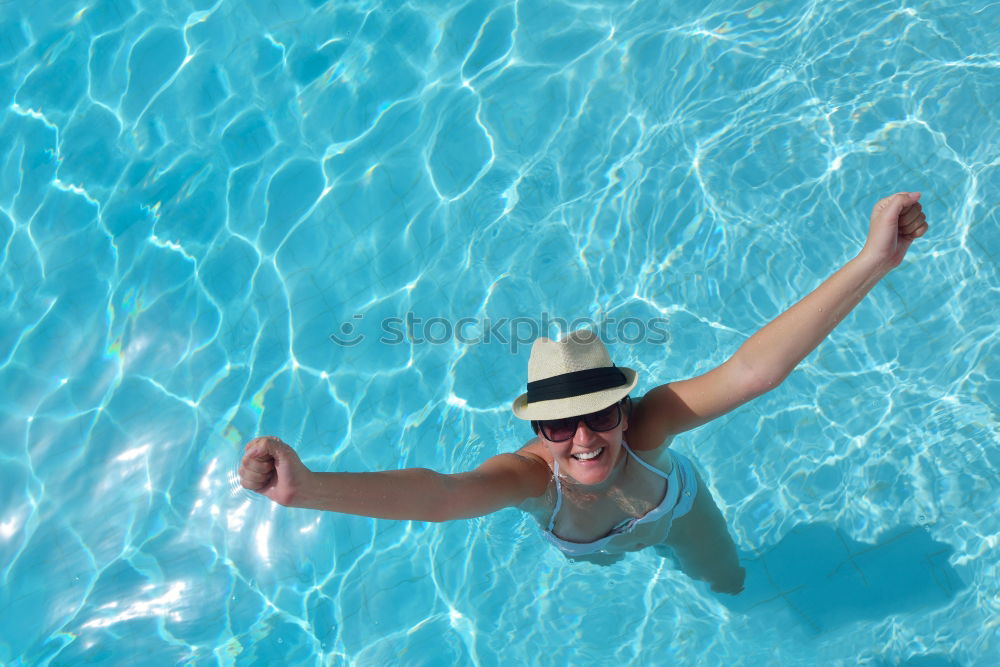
[530,396,632,436]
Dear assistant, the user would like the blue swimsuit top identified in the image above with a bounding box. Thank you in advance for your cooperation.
[542,441,695,557]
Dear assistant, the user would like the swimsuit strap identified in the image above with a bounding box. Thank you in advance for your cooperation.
[620,440,671,480]
[546,460,564,532]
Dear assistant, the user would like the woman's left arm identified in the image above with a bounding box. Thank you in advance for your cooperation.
[630,192,929,446]
[730,191,928,392]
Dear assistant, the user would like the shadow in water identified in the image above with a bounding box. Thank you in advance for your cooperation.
[719,524,964,635]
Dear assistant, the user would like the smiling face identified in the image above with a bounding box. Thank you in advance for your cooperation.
[536,401,630,486]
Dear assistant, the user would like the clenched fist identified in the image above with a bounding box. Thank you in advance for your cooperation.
[861,191,929,270]
[239,436,311,507]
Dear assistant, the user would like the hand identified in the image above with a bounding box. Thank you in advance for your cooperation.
[239,436,311,506]
[860,192,929,270]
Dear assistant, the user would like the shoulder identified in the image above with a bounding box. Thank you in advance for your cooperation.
[471,445,550,490]
[515,437,553,467]
[625,393,676,452]
[513,438,555,516]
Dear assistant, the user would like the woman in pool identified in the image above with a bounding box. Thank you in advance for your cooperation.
[239,192,929,595]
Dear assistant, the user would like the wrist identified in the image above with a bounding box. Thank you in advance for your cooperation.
[282,469,316,508]
[855,248,894,280]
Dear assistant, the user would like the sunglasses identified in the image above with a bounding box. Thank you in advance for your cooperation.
[534,402,623,443]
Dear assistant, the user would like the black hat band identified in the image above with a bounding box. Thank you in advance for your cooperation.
[525,366,627,404]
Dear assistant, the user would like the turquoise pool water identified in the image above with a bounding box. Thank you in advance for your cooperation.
[1,0,997,664]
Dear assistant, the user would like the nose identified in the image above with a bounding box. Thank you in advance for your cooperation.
[572,419,597,444]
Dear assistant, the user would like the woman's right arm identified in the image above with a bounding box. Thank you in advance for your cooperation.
[238,436,550,522]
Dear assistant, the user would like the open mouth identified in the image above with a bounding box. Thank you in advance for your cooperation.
[571,447,605,462]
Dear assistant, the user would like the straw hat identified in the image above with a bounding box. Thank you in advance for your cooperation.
[511,329,639,420]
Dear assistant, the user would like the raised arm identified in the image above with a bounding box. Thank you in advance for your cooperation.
[238,436,550,522]
[629,192,929,448]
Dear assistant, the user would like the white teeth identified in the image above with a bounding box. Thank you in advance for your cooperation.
[573,447,603,461]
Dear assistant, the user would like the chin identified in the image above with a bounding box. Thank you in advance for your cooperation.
[565,444,620,483]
